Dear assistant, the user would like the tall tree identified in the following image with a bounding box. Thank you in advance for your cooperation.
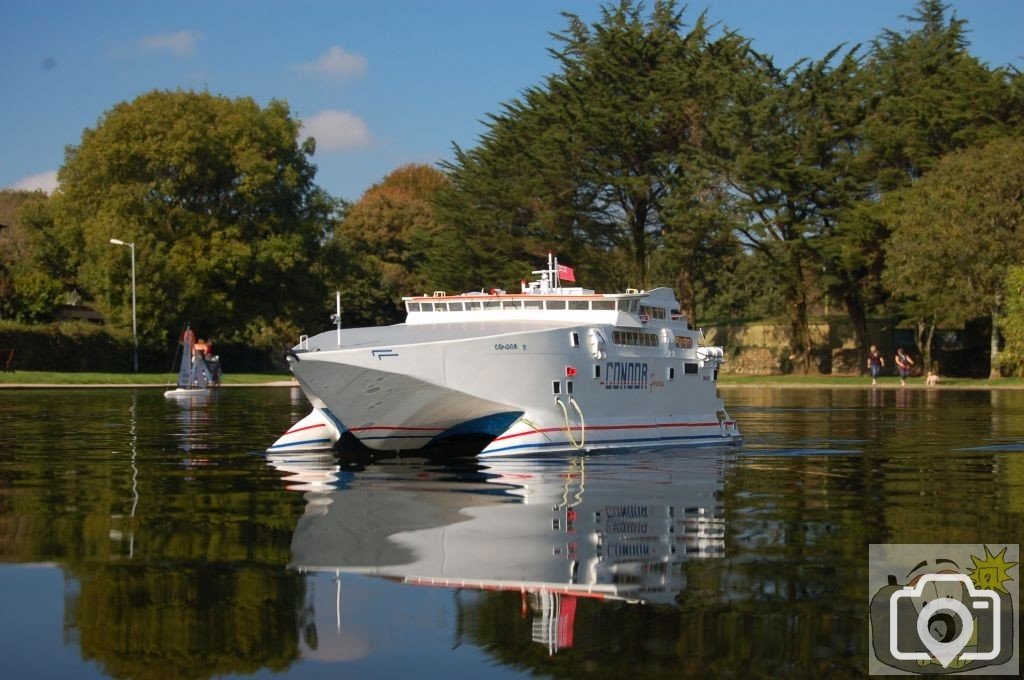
[862,0,1022,190]
[716,47,869,372]
[328,164,454,326]
[0,190,63,322]
[440,0,751,297]
[882,137,1024,376]
[47,90,336,355]
[858,1,1024,371]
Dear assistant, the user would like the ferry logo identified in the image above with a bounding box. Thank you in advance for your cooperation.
[603,362,648,390]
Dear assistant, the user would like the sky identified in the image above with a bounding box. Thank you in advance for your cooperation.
[2,1,1021,203]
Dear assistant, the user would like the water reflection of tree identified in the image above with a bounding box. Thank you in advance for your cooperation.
[61,481,311,680]
[0,389,313,679]
[69,563,311,679]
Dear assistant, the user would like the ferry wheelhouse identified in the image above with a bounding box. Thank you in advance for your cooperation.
[269,255,741,456]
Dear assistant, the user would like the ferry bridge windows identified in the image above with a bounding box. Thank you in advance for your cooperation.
[612,330,659,347]
[675,336,693,349]
[406,302,420,312]
[639,305,666,320]
[617,300,639,313]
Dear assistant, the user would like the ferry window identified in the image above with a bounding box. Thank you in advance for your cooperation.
[502,300,521,310]
[552,381,561,395]
[466,301,483,311]
[420,302,434,312]
[675,336,693,349]
[484,300,501,310]
[566,380,574,394]
[713,369,718,381]
[593,364,601,379]
[570,332,580,347]
[435,302,448,312]
[524,299,543,310]
[406,302,420,312]
[592,301,614,310]
[684,362,698,375]
[568,300,589,311]
[612,330,659,346]
[651,307,666,319]
[448,301,464,311]
[668,367,676,380]
[640,305,652,318]
[546,300,567,310]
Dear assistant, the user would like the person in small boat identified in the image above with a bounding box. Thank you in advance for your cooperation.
[867,345,884,386]
[894,346,915,386]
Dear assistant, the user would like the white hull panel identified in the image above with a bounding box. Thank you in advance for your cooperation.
[284,322,740,455]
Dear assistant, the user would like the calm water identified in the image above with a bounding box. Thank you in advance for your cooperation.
[0,386,1021,679]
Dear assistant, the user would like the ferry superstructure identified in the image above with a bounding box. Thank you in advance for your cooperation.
[269,255,741,456]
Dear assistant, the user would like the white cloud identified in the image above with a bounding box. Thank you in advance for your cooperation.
[296,46,367,81]
[8,170,59,194]
[138,30,201,57]
[301,110,373,153]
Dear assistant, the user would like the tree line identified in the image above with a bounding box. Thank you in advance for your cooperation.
[0,0,1022,374]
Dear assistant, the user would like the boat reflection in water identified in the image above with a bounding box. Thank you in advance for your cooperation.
[267,449,728,654]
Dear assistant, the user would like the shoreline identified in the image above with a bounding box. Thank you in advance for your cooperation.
[1,379,1020,390]
[0,380,296,389]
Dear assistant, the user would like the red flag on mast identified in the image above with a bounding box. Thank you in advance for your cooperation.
[557,264,575,282]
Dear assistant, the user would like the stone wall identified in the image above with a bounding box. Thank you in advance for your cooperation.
[702,319,896,376]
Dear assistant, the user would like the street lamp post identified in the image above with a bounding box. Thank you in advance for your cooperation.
[109,238,138,372]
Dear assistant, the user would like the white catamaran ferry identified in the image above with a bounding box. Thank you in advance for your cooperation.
[269,255,741,456]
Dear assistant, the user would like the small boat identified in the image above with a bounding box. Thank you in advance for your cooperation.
[269,255,741,455]
[164,325,221,398]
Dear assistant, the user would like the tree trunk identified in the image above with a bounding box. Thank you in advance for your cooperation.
[842,290,869,376]
[785,279,814,373]
[675,266,696,323]
[913,316,936,373]
[990,292,1003,378]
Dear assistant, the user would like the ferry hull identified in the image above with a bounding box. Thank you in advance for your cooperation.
[270,258,741,456]
[287,348,522,451]
[278,324,741,455]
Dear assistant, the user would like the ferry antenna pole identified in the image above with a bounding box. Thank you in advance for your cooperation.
[334,291,342,346]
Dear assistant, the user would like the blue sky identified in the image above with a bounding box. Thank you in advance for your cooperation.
[2,1,1021,202]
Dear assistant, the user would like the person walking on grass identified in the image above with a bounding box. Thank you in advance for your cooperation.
[867,345,884,386]
[894,346,914,386]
